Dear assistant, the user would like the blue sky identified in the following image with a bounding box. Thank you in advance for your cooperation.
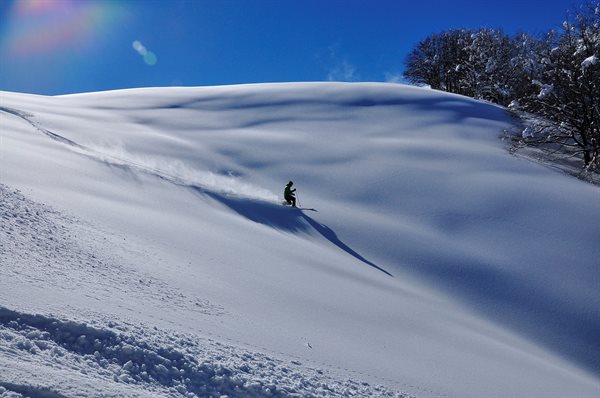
[0,0,578,95]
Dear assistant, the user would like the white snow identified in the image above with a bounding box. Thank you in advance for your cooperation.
[1,82,599,398]
[581,54,598,70]
[536,83,554,99]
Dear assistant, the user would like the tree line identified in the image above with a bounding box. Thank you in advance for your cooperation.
[403,2,600,170]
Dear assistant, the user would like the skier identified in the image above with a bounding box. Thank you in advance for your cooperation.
[284,181,297,207]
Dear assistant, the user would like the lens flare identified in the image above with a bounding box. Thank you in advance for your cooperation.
[132,40,146,55]
[0,0,125,58]
[132,39,157,66]
[143,51,157,66]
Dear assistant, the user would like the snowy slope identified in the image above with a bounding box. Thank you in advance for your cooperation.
[1,82,599,398]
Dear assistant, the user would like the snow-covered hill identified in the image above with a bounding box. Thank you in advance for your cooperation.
[1,83,598,398]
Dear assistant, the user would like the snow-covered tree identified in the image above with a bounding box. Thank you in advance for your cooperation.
[507,32,551,103]
[404,1,599,169]
[404,29,514,105]
[404,33,445,90]
[404,29,471,93]
[519,2,600,168]
[458,29,514,105]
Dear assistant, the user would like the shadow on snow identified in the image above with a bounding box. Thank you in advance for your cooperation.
[198,188,392,277]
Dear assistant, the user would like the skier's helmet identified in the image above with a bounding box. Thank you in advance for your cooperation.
[287,181,293,186]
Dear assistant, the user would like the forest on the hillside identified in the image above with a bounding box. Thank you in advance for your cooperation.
[404,2,600,173]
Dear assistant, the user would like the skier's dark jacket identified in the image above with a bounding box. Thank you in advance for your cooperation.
[284,185,295,200]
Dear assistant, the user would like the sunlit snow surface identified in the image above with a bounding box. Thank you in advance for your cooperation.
[1,83,599,398]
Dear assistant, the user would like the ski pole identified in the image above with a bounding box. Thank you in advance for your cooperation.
[296,192,301,208]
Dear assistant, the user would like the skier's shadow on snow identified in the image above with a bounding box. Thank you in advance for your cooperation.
[199,189,391,277]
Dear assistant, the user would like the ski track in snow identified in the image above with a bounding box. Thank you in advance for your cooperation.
[0,106,278,204]
[0,183,411,398]
[0,105,392,277]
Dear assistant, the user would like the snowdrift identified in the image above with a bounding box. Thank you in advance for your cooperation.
[1,83,599,397]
